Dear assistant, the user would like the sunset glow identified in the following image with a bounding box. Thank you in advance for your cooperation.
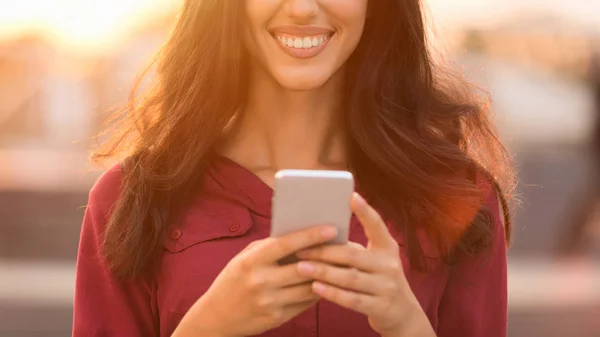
[0,0,178,52]
[0,0,597,54]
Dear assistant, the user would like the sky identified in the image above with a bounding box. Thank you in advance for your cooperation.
[427,0,600,31]
[0,0,175,50]
[0,0,598,52]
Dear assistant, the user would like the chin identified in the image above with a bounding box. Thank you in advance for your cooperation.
[276,76,330,91]
[270,65,338,92]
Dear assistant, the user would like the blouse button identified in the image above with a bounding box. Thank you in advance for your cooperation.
[171,229,182,240]
[228,223,240,232]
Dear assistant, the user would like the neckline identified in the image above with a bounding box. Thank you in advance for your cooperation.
[211,155,274,217]
[211,155,361,219]
[209,156,442,257]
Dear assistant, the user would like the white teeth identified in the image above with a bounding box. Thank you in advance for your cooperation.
[274,33,330,49]
[302,37,312,49]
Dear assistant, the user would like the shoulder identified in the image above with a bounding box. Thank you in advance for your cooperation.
[472,168,510,252]
[88,162,124,213]
[475,169,506,223]
[79,162,124,249]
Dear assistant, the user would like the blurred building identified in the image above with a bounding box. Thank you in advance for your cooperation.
[0,36,53,145]
[454,11,599,79]
[0,36,96,149]
[0,20,171,152]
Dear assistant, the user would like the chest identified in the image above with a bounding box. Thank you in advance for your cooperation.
[156,210,449,337]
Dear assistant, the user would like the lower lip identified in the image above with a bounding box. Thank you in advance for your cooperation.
[273,34,333,60]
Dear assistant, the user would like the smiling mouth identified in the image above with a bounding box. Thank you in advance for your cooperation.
[272,32,332,49]
[270,32,334,59]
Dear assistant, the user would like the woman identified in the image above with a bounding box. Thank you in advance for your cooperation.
[73,1,513,336]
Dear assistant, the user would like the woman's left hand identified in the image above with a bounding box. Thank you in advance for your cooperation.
[295,193,430,336]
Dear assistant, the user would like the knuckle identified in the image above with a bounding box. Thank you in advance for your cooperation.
[347,268,361,288]
[247,274,268,291]
[382,280,398,295]
[247,240,261,250]
[349,242,366,250]
[386,258,402,274]
[255,295,275,311]
[267,309,285,323]
[349,294,364,310]
[312,263,325,278]
[276,237,294,254]
[241,239,264,254]
[346,247,360,265]
[237,255,254,273]
[262,237,278,251]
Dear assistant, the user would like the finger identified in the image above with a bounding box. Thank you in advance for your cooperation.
[296,243,387,272]
[267,263,313,287]
[351,193,397,251]
[297,261,392,295]
[311,281,378,316]
[275,284,321,305]
[348,241,367,250]
[242,239,263,253]
[252,225,338,264]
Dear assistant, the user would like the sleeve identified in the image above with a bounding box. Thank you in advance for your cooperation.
[72,167,159,337]
[436,187,508,337]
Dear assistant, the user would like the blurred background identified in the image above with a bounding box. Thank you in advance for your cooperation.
[0,0,599,336]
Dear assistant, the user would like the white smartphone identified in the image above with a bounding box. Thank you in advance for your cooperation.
[270,169,355,251]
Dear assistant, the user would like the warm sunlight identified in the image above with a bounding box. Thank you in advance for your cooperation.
[426,0,600,29]
[0,0,598,54]
[0,0,178,52]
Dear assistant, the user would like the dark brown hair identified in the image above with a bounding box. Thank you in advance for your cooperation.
[94,0,514,279]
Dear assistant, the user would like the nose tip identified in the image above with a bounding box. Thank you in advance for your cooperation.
[284,0,319,19]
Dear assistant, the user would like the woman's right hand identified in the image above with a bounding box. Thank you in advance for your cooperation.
[172,225,339,337]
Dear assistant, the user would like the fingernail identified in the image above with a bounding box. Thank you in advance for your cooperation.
[312,282,327,294]
[353,193,366,207]
[321,226,337,239]
[297,262,315,275]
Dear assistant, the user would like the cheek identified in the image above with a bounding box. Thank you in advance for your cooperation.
[242,0,284,55]
[328,0,369,25]
[328,0,368,45]
[241,1,270,60]
[243,0,280,29]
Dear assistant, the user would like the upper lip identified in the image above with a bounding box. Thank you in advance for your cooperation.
[270,25,335,36]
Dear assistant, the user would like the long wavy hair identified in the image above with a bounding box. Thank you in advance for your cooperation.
[95,0,514,279]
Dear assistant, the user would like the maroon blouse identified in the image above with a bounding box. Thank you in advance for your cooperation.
[73,157,507,337]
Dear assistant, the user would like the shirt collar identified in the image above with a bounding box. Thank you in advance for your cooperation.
[205,156,273,218]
